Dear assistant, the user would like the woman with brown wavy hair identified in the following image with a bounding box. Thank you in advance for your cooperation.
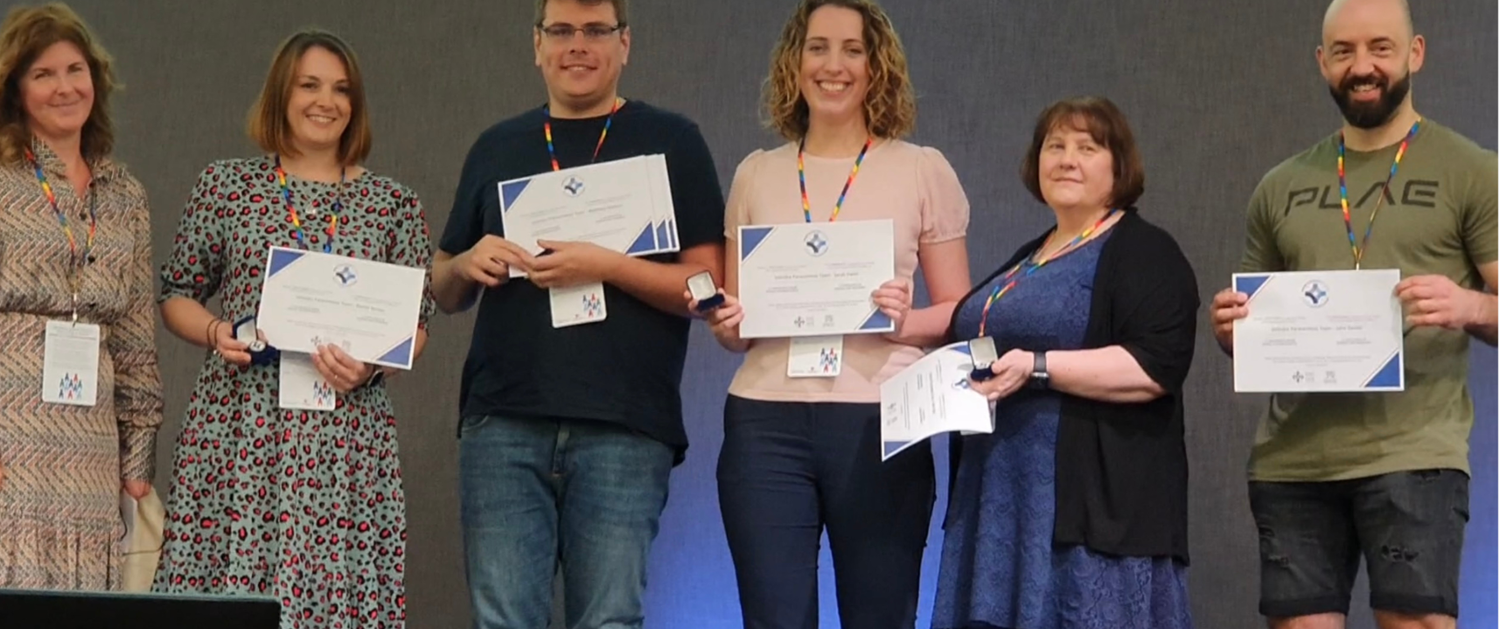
[692,1,972,626]
[0,2,162,590]
[152,29,432,628]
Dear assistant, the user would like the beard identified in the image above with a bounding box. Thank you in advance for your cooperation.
[1328,71,1411,129]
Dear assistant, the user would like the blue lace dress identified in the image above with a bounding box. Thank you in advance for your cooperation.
[931,232,1193,629]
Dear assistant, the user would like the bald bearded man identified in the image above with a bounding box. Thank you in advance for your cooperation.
[1210,0,1498,628]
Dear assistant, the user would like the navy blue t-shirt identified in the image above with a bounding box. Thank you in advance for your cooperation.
[439,100,725,458]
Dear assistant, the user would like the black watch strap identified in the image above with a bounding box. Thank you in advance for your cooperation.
[1030,351,1050,388]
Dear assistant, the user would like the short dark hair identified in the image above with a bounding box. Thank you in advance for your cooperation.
[535,0,627,26]
[1021,96,1145,210]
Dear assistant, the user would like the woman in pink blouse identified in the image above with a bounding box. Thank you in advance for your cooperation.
[691,1,971,627]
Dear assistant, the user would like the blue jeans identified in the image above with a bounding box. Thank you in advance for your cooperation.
[459,415,674,629]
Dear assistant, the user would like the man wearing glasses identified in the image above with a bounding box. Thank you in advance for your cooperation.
[432,1,725,627]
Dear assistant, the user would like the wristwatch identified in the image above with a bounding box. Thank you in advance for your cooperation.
[1028,351,1050,390]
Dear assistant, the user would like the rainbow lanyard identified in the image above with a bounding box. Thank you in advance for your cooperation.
[1337,119,1420,269]
[274,154,345,254]
[544,97,624,172]
[975,209,1120,338]
[798,136,871,223]
[25,148,96,269]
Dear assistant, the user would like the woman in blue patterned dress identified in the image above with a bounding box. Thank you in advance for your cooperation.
[932,96,1200,629]
[153,30,433,629]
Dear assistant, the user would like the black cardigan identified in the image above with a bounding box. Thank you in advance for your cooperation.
[946,209,1200,563]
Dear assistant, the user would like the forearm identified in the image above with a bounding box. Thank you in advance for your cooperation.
[431,255,482,314]
[1467,291,1497,346]
[161,296,221,349]
[604,254,713,316]
[1046,346,1167,403]
[115,300,164,482]
[888,301,957,348]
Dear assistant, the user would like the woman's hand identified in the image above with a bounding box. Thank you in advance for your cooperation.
[311,344,377,393]
[209,319,253,367]
[969,349,1035,401]
[688,289,750,353]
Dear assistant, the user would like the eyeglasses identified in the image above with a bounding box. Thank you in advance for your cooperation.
[537,22,626,42]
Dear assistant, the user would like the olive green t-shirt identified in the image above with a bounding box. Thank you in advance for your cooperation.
[1239,121,1497,482]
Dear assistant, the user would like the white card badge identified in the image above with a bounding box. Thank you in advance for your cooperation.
[788,335,843,378]
[278,353,336,411]
[550,282,608,328]
[43,320,99,406]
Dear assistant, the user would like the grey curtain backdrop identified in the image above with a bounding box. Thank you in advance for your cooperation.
[46,1,1498,627]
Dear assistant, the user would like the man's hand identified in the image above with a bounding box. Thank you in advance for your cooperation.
[1210,288,1250,354]
[1397,275,1490,330]
[453,236,537,288]
[529,240,620,289]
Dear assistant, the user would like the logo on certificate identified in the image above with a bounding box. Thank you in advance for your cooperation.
[1301,280,1329,307]
[563,176,585,197]
[58,372,83,399]
[803,231,829,257]
[333,264,358,287]
[313,380,335,405]
[581,292,603,317]
[818,347,839,372]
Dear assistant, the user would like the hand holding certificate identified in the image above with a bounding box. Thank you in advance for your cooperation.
[1232,269,1404,392]
[256,246,426,370]
[498,155,678,278]
[880,342,993,460]
[737,219,896,339]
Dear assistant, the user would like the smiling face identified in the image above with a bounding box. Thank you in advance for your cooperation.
[1318,0,1424,129]
[19,40,93,145]
[797,5,870,131]
[1037,121,1116,213]
[283,45,351,156]
[533,0,630,115]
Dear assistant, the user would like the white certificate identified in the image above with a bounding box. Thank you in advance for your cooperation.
[737,219,896,339]
[499,155,678,278]
[256,247,425,370]
[1233,269,1404,392]
[879,342,993,461]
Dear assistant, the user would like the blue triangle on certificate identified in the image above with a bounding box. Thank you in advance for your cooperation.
[499,180,530,212]
[629,224,656,255]
[378,338,414,367]
[883,441,909,458]
[1235,275,1270,298]
[1363,351,1402,388]
[656,221,669,252]
[860,310,893,330]
[949,345,971,356]
[740,227,774,260]
[267,248,304,277]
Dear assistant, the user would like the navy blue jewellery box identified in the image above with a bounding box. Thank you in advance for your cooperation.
[0,588,280,628]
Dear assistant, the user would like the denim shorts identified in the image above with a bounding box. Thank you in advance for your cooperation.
[1248,469,1470,618]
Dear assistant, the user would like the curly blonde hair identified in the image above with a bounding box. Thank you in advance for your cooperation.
[0,3,118,165]
[763,0,915,142]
